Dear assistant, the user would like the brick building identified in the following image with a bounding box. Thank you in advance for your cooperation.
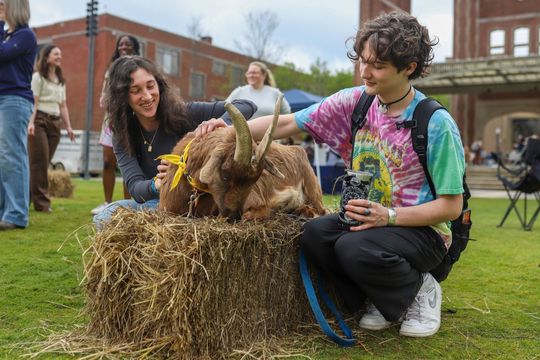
[358,0,540,152]
[33,14,255,131]
[450,0,540,152]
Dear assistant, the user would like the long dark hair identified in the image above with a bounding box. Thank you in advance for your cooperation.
[36,44,65,85]
[106,56,192,156]
[110,35,140,64]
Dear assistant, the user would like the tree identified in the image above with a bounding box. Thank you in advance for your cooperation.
[273,59,354,97]
[234,10,283,63]
[187,16,206,41]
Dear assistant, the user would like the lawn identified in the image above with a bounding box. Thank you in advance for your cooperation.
[0,178,538,359]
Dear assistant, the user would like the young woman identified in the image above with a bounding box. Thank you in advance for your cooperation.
[198,12,465,337]
[226,61,291,119]
[0,0,37,230]
[93,56,256,227]
[27,45,75,212]
[91,35,141,215]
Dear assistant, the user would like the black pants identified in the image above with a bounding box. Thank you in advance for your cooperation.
[299,214,446,321]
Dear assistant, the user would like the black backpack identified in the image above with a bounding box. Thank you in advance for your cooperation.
[351,92,472,282]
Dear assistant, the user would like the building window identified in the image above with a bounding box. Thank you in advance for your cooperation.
[489,29,505,55]
[190,72,206,99]
[156,47,179,76]
[513,27,529,57]
[231,66,244,88]
[212,60,227,76]
[139,41,146,57]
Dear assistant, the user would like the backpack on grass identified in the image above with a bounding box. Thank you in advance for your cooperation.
[351,92,473,282]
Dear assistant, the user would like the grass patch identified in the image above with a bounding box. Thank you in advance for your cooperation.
[0,179,538,358]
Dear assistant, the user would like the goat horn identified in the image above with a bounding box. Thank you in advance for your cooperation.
[225,101,253,167]
[254,94,282,164]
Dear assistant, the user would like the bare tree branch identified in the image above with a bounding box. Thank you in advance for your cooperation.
[234,10,284,63]
[187,16,206,40]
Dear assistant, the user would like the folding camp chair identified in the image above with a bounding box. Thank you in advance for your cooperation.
[493,138,540,231]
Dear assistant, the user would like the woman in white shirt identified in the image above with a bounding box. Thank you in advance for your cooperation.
[28,44,74,212]
[227,61,291,119]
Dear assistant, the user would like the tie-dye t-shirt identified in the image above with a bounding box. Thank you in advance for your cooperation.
[295,86,465,247]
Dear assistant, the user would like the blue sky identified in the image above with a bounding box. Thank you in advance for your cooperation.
[29,0,453,72]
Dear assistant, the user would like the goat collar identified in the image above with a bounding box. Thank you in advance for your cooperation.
[156,139,209,193]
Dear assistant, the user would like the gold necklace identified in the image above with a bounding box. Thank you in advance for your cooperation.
[139,124,159,152]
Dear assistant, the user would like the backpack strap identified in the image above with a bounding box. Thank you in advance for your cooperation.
[411,97,445,198]
[350,92,375,168]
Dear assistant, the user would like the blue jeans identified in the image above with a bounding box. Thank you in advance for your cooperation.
[93,198,159,230]
[0,95,33,227]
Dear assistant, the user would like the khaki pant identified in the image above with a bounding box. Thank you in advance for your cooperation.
[28,111,62,211]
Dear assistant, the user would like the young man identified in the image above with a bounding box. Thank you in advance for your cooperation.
[197,12,465,337]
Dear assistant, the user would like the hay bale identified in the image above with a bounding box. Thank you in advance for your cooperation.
[83,209,312,359]
[48,170,74,198]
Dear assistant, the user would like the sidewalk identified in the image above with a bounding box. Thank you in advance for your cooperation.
[470,189,506,199]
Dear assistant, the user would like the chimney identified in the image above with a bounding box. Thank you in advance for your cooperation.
[200,36,212,45]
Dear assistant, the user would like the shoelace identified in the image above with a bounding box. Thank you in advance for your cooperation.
[404,292,426,322]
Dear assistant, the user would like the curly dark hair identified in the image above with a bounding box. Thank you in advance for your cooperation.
[36,44,65,85]
[347,12,438,79]
[110,35,141,65]
[105,56,191,156]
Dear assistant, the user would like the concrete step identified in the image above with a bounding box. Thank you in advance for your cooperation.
[466,166,502,190]
[465,165,520,190]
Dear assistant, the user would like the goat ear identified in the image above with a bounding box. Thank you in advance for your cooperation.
[262,158,285,179]
[199,155,221,184]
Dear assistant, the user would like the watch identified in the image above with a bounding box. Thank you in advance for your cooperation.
[387,207,397,226]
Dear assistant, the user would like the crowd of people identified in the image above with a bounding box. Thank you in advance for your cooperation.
[1,2,471,339]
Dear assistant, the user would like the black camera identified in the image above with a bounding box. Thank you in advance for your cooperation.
[338,170,373,227]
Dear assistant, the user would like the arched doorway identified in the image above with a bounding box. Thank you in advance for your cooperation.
[482,112,540,154]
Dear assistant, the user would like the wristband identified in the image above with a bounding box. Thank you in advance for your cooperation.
[387,207,397,226]
[150,177,159,195]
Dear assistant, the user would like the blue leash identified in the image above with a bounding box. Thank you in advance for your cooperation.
[299,250,356,347]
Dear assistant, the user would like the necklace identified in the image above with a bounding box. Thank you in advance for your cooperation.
[139,124,159,152]
[377,85,412,114]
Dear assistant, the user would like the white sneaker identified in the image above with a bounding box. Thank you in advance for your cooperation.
[359,302,394,330]
[399,272,442,337]
[91,202,110,215]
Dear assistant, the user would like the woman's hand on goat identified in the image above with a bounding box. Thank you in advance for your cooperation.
[152,159,170,192]
[194,118,227,138]
[156,159,170,181]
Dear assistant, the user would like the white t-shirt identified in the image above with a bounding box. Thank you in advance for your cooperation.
[226,84,291,119]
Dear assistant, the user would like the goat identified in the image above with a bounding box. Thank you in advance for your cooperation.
[158,96,325,220]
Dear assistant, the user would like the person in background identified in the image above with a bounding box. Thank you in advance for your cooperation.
[27,45,75,212]
[226,61,291,119]
[93,56,256,227]
[91,35,140,215]
[471,139,483,165]
[197,12,465,338]
[301,135,315,164]
[0,0,37,230]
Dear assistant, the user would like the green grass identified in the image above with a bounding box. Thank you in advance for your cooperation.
[0,179,539,359]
